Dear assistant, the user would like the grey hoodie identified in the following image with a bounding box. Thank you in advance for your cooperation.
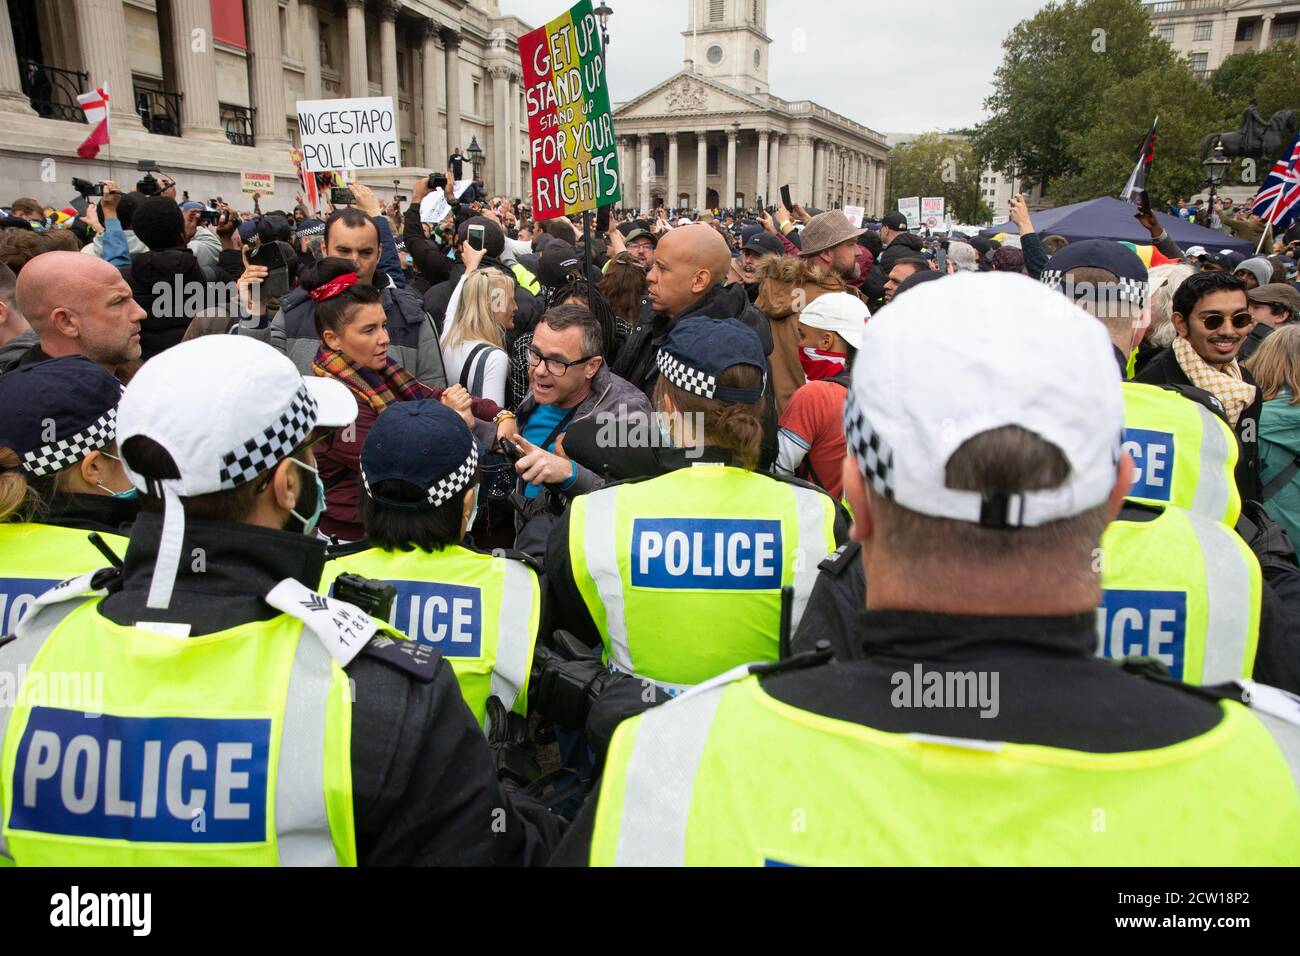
[0,329,38,372]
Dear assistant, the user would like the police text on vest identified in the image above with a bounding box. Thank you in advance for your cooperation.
[632,518,783,589]
[12,708,271,843]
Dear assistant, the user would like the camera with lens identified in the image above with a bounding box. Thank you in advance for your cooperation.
[72,177,103,197]
[135,160,167,196]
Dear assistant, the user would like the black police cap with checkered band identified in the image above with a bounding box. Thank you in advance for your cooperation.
[656,317,767,405]
[0,356,122,477]
[360,400,479,512]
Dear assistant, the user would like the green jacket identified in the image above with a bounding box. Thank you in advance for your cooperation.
[1258,389,1300,548]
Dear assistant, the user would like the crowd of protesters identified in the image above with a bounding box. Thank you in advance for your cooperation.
[2,158,1300,867]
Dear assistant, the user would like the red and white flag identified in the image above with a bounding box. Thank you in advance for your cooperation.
[76,83,110,159]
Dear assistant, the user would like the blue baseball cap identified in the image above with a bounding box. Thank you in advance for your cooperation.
[0,356,122,476]
[656,317,767,405]
[360,400,478,511]
[1040,239,1149,308]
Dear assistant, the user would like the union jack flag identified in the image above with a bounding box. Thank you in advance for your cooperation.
[1251,132,1300,232]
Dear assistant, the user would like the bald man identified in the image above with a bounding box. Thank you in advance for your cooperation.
[612,222,779,468]
[5,251,144,375]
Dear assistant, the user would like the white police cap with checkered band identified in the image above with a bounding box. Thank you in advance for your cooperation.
[845,271,1123,528]
[116,335,355,609]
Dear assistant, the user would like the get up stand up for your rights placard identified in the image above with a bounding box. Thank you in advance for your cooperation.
[519,0,621,221]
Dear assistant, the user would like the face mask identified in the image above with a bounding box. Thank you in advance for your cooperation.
[286,458,326,536]
[96,451,141,500]
[799,346,848,382]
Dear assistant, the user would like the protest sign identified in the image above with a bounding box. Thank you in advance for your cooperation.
[843,204,865,228]
[420,181,476,225]
[519,0,621,221]
[898,197,921,231]
[240,171,273,195]
[922,197,945,229]
[296,96,398,173]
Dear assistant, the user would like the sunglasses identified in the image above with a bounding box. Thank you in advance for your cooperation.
[1196,311,1253,332]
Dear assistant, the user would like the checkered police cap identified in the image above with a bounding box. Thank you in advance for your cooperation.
[360,400,481,512]
[657,317,767,406]
[842,387,895,501]
[1041,240,1150,309]
[217,385,318,488]
[22,407,117,477]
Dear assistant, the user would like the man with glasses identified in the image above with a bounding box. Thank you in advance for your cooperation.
[1137,271,1263,501]
[509,304,651,502]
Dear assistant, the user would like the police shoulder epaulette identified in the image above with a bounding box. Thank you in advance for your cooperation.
[750,642,836,679]
[358,632,443,683]
[324,538,372,562]
[818,541,861,577]
[465,543,543,574]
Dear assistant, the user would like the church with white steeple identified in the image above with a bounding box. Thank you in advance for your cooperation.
[612,0,889,214]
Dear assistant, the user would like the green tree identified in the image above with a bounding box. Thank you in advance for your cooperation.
[1211,43,1300,119]
[885,133,991,224]
[974,0,1181,189]
[1050,64,1224,205]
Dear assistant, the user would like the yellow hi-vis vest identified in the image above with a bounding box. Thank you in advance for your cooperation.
[589,668,1300,866]
[1098,505,1260,684]
[1122,382,1240,526]
[511,263,540,295]
[567,465,837,693]
[0,571,392,866]
[0,523,128,636]
[321,544,540,728]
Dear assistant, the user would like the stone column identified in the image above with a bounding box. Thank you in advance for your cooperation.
[1260,13,1275,51]
[638,136,651,212]
[667,133,679,209]
[490,65,511,195]
[248,0,289,148]
[345,0,368,98]
[696,132,708,210]
[768,134,781,201]
[377,0,399,143]
[726,127,738,209]
[812,141,826,208]
[443,30,462,162]
[73,0,138,125]
[421,20,441,168]
[511,70,523,198]
[616,136,630,207]
[302,0,323,101]
[876,160,887,217]
[0,0,32,114]
[795,134,814,208]
[169,0,225,140]
[756,130,769,206]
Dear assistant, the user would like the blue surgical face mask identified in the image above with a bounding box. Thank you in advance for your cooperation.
[466,485,480,536]
[287,458,326,536]
[97,451,141,500]
[655,409,675,448]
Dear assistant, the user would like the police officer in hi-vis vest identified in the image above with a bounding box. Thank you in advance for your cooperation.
[553,273,1300,866]
[547,317,843,696]
[323,399,543,730]
[0,335,557,866]
[0,356,138,637]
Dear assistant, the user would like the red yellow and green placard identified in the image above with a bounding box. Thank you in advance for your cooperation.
[519,0,621,221]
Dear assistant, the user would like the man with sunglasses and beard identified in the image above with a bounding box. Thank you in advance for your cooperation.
[1137,271,1262,501]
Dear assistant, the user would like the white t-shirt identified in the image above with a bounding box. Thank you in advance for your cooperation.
[443,339,509,406]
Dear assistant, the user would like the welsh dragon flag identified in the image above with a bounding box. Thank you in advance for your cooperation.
[76,84,110,159]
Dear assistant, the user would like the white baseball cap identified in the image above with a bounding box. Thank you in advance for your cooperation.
[844,272,1123,527]
[797,292,869,350]
[117,335,356,608]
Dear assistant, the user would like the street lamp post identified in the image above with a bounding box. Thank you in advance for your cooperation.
[1201,138,1230,231]
[467,136,484,182]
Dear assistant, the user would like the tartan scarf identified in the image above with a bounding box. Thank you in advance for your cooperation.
[1173,336,1257,427]
[311,346,427,413]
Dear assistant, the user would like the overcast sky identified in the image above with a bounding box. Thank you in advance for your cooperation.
[498,0,1052,134]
